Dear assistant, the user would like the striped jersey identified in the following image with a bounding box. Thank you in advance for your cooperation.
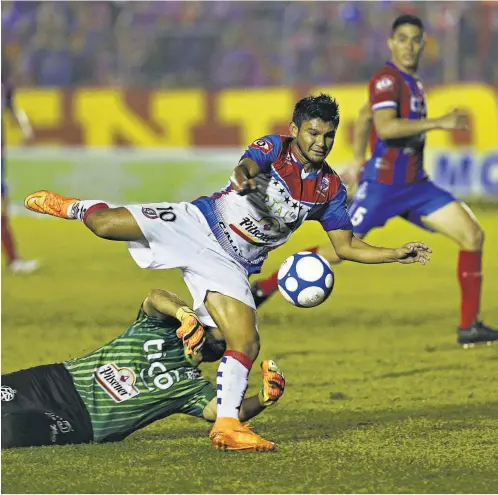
[362,61,428,185]
[192,134,352,274]
[64,307,215,443]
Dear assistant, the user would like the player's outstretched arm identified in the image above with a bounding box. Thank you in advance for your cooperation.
[352,102,373,165]
[144,288,192,319]
[341,102,373,186]
[327,229,431,265]
[144,289,205,356]
[230,158,261,196]
[374,107,468,140]
[203,360,285,422]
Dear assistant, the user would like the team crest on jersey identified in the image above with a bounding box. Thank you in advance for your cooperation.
[320,176,330,191]
[375,76,395,93]
[95,363,140,403]
[250,138,273,154]
[142,207,158,219]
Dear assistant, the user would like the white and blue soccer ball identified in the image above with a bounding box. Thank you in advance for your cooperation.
[277,252,334,308]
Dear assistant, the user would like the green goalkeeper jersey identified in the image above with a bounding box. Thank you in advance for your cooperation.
[64,307,215,443]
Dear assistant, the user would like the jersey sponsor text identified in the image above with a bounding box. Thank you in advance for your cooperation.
[95,363,140,403]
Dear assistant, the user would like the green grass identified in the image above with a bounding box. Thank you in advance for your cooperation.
[2,211,498,493]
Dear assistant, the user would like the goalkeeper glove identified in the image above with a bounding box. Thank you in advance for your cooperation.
[175,306,205,356]
[258,359,285,407]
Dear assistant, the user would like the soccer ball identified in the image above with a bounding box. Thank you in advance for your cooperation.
[277,251,334,308]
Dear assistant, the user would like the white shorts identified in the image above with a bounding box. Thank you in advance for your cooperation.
[125,202,255,327]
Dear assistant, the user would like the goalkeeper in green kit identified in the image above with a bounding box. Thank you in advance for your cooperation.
[1,289,285,450]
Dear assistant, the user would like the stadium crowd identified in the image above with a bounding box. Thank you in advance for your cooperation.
[2,0,497,88]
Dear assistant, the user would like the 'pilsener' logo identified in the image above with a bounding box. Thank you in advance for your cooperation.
[95,363,140,403]
[230,217,275,245]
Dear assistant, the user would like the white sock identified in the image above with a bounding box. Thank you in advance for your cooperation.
[67,200,111,221]
[216,355,250,420]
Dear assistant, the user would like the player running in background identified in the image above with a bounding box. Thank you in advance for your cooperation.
[251,15,498,348]
[24,94,430,451]
[1,288,285,450]
[1,60,38,273]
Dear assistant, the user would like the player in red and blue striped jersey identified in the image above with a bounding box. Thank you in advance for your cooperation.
[361,59,429,185]
[252,15,498,348]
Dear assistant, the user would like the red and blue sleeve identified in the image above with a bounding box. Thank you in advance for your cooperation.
[369,70,401,112]
[318,183,353,232]
[240,135,282,172]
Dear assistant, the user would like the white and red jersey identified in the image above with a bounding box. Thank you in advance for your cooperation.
[362,61,428,185]
[192,134,352,274]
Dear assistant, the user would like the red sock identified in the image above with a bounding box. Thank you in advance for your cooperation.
[224,350,253,370]
[258,271,279,296]
[258,246,319,296]
[1,214,17,264]
[458,250,482,329]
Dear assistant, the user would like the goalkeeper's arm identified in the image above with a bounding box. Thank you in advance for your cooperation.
[144,288,192,319]
[203,360,285,422]
[144,289,205,356]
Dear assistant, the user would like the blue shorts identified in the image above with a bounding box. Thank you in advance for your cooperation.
[348,180,456,235]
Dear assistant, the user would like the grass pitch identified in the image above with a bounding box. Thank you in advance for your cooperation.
[2,210,498,493]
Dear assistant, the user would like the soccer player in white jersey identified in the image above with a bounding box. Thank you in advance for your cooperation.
[25,94,431,452]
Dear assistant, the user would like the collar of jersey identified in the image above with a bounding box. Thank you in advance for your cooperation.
[385,61,419,82]
[288,146,320,180]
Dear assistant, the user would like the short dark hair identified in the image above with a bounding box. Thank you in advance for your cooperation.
[292,93,340,129]
[201,328,227,363]
[391,14,424,35]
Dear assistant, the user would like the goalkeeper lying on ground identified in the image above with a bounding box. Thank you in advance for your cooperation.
[1,288,285,450]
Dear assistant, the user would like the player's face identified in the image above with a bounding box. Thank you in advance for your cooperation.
[290,118,337,165]
[388,24,425,72]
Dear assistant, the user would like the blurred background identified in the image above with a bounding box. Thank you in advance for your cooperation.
[2,0,498,210]
[2,0,498,86]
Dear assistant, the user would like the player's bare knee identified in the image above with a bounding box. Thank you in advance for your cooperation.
[244,337,260,361]
[85,210,114,239]
[225,332,260,361]
[460,225,484,251]
[470,227,484,250]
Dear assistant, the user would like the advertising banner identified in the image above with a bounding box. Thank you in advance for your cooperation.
[4,84,498,199]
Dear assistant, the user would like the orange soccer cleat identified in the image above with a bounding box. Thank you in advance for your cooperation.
[209,417,276,452]
[24,190,79,219]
